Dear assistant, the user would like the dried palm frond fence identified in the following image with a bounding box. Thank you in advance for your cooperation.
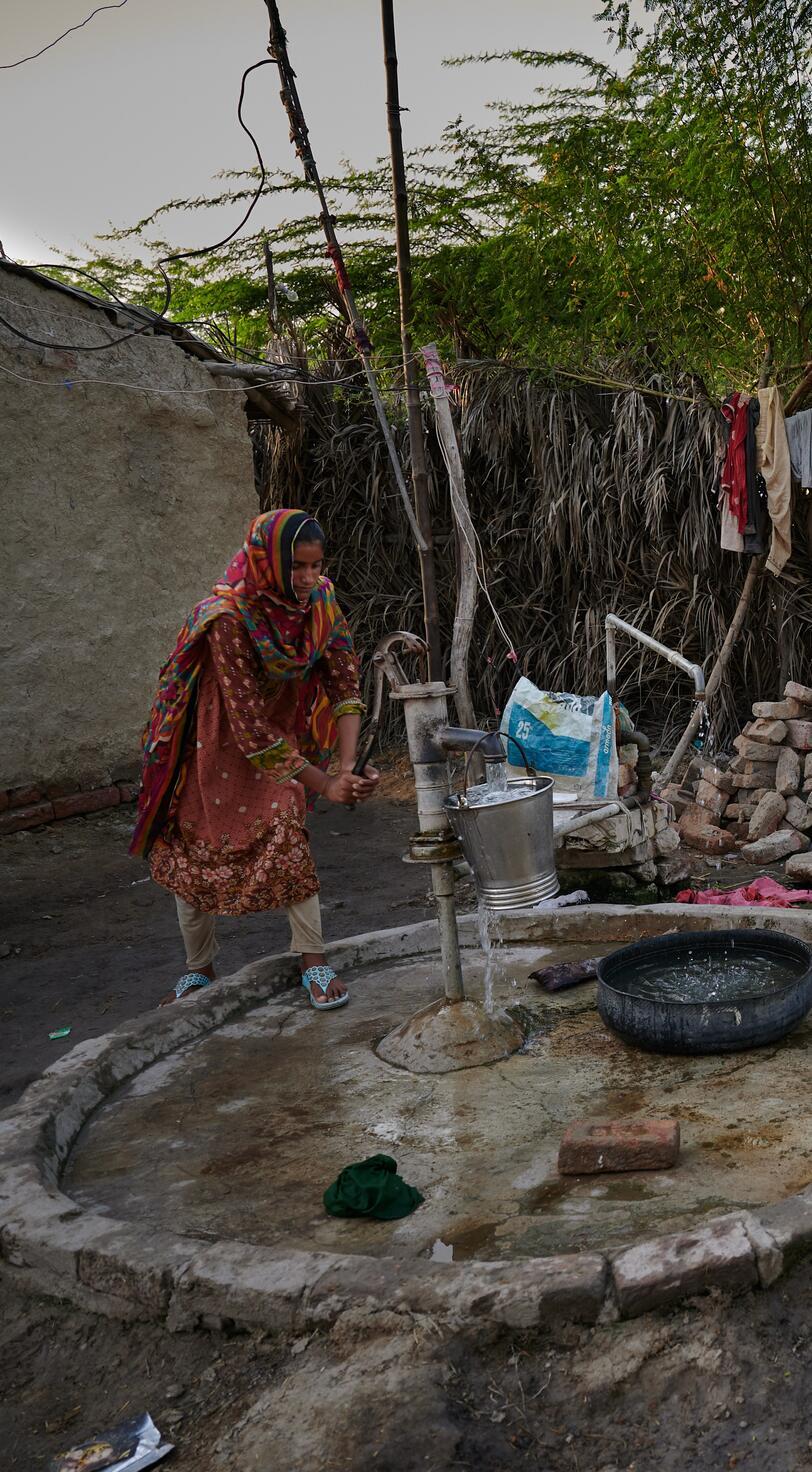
[250,359,812,757]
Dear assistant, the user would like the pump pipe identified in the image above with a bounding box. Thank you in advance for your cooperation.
[605,614,705,702]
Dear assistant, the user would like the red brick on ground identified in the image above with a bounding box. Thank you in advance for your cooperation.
[117,783,140,804]
[7,785,43,809]
[0,801,55,834]
[52,787,121,820]
[558,1119,680,1175]
[44,779,76,799]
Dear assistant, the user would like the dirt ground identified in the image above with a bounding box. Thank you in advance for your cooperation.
[0,773,429,1109]
[4,785,812,1469]
[4,1255,812,1470]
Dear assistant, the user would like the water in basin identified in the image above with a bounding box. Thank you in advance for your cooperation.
[615,945,806,1005]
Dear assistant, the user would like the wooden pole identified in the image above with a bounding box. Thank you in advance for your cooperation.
[381,0,443,680]
[658,555,762,785]
[422,343,478,730]
[262,0,428,556]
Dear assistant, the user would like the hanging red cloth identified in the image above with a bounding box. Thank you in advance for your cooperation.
[720,392,750,535]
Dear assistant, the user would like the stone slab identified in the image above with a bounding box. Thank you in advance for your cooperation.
[167,1244,334,1333]
[741,829,809,864]
[304,1251,610,1330]
[756,1191,812,1268]
[785,853,812,882]
[611,1216,758,1316]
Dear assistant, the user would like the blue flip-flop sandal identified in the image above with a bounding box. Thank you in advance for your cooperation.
[302,964,349,1010]
[173,971,212,1000]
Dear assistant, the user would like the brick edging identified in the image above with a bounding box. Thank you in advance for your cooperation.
[0,782,139,834]
[2,907,812,1331]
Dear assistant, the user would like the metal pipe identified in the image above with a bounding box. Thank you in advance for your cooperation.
[432,860,465,1001]
[554,803,623,842]
[437,726,505,760]
[605,614,705,700]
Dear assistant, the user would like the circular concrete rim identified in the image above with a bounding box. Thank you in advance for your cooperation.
[2,904,812,1334]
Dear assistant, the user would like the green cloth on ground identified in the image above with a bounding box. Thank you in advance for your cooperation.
[323,1153,424,1220]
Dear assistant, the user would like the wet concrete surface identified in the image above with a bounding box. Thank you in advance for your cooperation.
[65,938,812,1261]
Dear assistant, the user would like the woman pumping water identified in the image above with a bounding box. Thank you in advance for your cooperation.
[130,508,379,1009]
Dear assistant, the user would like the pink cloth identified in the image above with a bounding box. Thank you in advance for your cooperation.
[675,875,812,908]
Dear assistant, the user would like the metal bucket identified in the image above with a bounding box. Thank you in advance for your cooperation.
[444,775,559,911]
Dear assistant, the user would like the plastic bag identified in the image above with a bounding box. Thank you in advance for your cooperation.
[501,677,619,800]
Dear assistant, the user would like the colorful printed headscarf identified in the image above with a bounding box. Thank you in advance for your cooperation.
[130,508,352,857]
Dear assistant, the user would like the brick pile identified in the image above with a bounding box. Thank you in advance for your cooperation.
[661,681,812,881]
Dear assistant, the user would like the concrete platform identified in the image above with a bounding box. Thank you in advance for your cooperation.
[65,932,812,1263]
[7,904,812,1332]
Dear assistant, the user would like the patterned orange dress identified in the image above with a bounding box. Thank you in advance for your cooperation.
[149,613,363,915]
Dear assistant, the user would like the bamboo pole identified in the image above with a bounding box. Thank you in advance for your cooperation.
[380,0,443,679]
[262,1,427,557]
[658,554,763,785]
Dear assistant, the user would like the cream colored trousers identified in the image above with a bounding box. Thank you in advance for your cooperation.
[175,893,324,970]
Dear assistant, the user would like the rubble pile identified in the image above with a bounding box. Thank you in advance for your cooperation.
[661,681,812,881]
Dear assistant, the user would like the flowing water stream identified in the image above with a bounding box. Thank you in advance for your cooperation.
[474,765,515,1012]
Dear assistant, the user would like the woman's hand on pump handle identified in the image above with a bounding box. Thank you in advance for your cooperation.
[324,765,379,805]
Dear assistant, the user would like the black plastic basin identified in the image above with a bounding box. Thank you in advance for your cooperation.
[597,927,812,1055]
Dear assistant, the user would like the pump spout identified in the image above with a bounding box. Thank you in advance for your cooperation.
[436,726,505,761]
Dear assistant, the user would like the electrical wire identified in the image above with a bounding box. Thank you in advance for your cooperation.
[0,359,393,396]
[0,1,128,70]
[0,57,274,354]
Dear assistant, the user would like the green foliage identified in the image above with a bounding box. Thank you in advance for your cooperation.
[71,2,812,390]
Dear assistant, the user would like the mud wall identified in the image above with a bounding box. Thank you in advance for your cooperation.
[0,270,256,790]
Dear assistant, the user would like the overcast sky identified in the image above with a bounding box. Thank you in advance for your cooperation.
[1,1,630,266]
